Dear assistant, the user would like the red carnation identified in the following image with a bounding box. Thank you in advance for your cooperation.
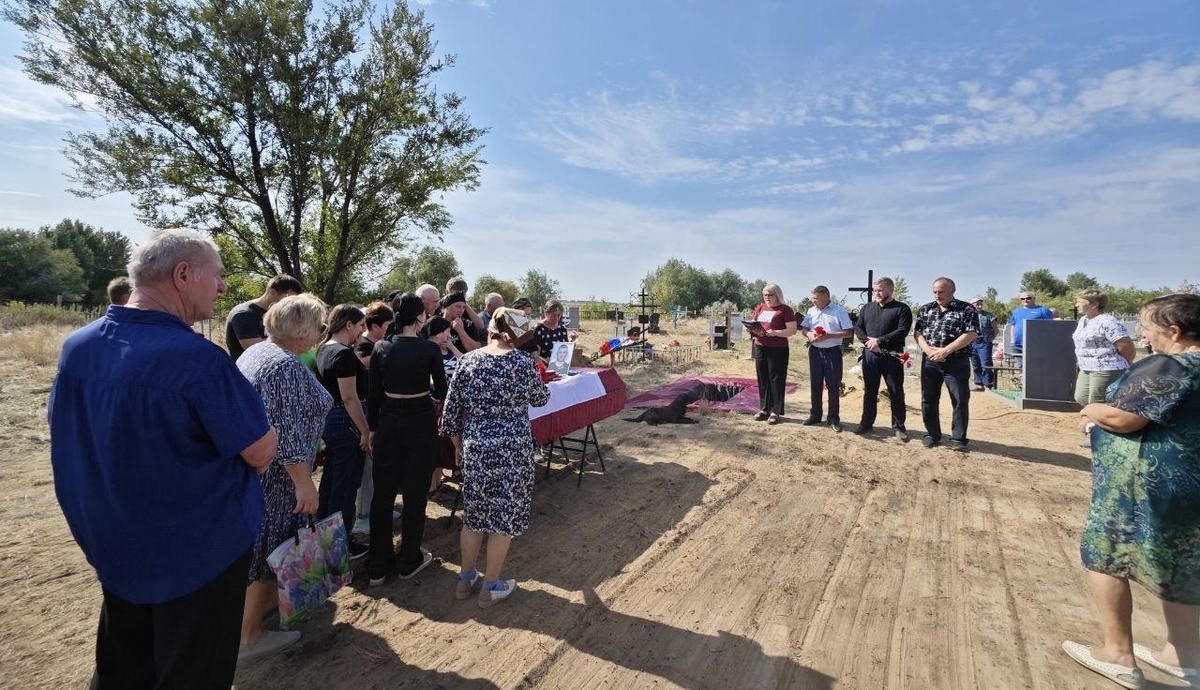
[899,352,910,363]
[814,326,826,336]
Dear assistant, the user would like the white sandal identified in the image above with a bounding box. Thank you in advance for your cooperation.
[1062,641,1146,689]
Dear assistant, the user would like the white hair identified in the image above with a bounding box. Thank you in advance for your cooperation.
[415,284,439,300]
[127,229,218,287]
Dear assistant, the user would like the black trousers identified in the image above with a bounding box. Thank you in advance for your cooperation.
[920,354,971,442]
[807,345,844,423]
[859,349,907,430]
[753,344,790,415]
[89,550,251,690]
[368,397,437,579]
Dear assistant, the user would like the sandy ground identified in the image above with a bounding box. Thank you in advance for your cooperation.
[0,319,1185,689]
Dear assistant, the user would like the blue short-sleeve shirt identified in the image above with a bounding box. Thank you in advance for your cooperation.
[49,306,270,604]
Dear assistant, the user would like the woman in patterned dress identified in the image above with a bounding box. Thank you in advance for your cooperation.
[441,307,549,608]
[1062,293,1200,689]
[532,299,576,364]
[235,294,332,660]
[1072,289,1136,407]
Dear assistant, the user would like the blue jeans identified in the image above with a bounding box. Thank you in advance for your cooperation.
[920,355,971,442]
[969,339,995,388]
[807,346,843,423]
[316,404,366,533]
[859,350,906,430]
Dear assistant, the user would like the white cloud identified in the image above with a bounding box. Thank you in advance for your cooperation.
[894,59,1200,154]
[526,92,718,181]
[756,181,838,196]
[0,66,83,125]
[440,143,1199,303]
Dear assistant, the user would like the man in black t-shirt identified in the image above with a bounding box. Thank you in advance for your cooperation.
[852,276,913,440]
[224,275,302,360]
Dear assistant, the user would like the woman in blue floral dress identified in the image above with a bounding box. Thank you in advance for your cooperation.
[235,294,332,660]
[1062,293,1200,689]
[441,307,549,608]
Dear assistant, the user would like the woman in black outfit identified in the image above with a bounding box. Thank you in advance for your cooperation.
[366,293,448,585]
[314,303,370,559]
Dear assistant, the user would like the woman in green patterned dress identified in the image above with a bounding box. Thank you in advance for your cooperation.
[1062,293,1200,689]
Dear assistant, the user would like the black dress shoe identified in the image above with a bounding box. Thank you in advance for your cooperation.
[801,417,821,426]
[829,421,843,433]
[852,424,871,435]
[947,439,968,452]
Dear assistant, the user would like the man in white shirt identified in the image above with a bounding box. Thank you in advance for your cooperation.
[800,286,855,432]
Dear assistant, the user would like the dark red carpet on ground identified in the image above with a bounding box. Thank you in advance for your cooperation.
[623,376,797,415]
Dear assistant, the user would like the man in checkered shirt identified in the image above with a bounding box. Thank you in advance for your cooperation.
[913,276,979,451]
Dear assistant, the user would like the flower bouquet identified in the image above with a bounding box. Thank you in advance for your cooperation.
[850,342,913,367]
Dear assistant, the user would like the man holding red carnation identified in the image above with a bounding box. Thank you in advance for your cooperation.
[800,285,855,432]
[853,277,914,440]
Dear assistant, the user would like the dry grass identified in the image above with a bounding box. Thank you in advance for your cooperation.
[0,324,76,367]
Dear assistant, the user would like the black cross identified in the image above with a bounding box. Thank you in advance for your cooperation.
[848,270,874,304]
[627,282,659,356]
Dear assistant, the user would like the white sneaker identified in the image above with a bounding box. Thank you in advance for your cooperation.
[455,571,483,600]
[478,579,517,608]
[238,630,301,662]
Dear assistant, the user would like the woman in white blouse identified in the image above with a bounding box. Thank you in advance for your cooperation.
[1073,289,1136,407]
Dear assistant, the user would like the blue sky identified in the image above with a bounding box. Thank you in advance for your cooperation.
[2,0,1198,306]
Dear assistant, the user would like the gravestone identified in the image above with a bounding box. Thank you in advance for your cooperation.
[1019,319,1080,412]
[566,306,580,329]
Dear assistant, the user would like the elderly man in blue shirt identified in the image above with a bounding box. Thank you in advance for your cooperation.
[50,229,277,690]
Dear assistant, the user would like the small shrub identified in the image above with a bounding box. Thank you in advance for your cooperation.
[0,302,97,331]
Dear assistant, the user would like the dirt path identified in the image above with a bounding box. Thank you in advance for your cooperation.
[0,324,1182,689]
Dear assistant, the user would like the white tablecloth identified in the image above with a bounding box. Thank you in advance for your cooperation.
[528,370,608,420]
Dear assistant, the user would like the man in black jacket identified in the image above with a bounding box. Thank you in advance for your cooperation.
[853,277,913,440]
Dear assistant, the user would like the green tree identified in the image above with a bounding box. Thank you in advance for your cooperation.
[519,269,561,309]
[6,0,485,304]
[376,246,461,295]
[891,276,912,306]
[742,279,767,311]
[643,258,715,312]
[709,269,746,307]
[1020,268,1069,299]
[1065,272,1100,292]
[469,274,519,307]
[39,219,132,306]
[0,229,87,303]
